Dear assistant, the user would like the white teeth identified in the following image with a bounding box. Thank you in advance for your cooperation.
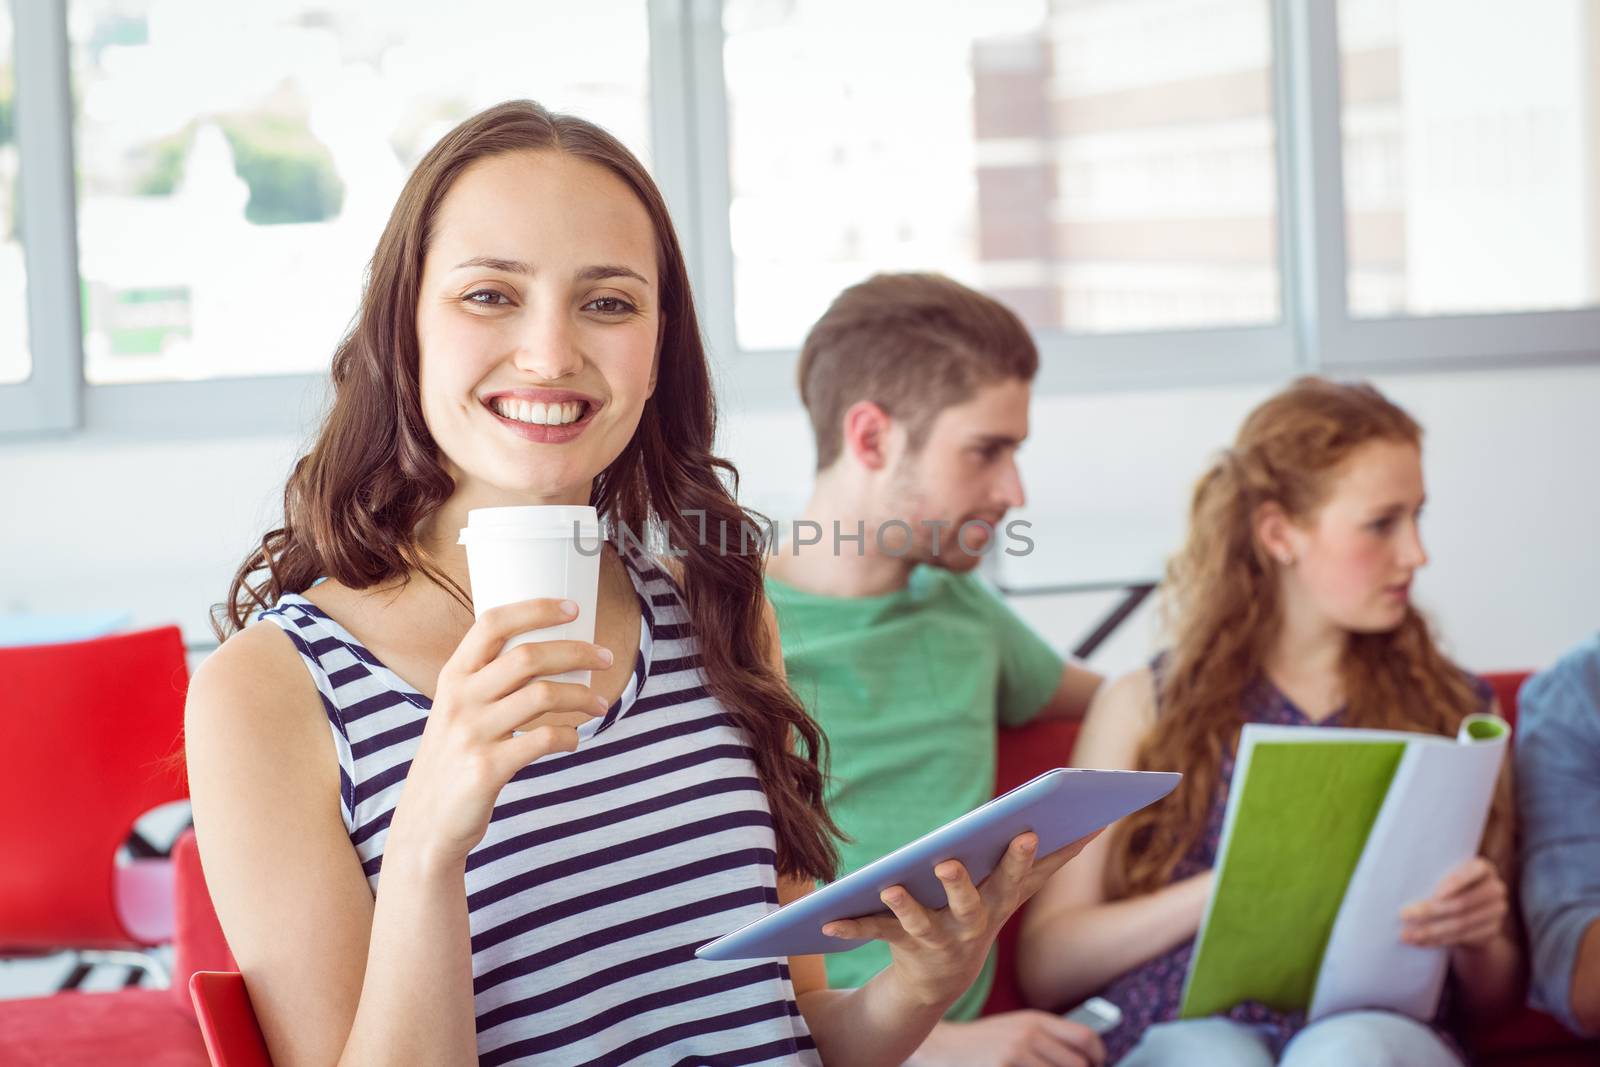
[491,397,586,426]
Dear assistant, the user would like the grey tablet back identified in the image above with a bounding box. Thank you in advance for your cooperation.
[697,767,1181,961]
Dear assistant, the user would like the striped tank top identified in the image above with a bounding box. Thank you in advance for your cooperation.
[257,547,820,1066]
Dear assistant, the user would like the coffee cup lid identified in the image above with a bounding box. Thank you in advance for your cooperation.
[457,505,601,544]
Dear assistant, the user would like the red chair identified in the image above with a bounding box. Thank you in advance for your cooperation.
[984,669,1600,1067]
[190,972,273,1067]
[0,829,231,1064]
[0,626,191,982]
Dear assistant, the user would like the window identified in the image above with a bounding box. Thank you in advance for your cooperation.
[4,0,1597,437]
[1339,0,1600,318]
[69,0,651,385]
[721,0,1282,351]
[0,1,28,385]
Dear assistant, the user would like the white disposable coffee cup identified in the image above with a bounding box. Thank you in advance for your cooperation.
[457,505,603,685]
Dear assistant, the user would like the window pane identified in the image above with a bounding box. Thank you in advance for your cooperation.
[1340,0,1600,317]
[723,0,1281,351]
[71,0,650,384]
[0,1,29,385]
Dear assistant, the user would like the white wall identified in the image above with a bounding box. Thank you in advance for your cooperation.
[2,361,1597,678]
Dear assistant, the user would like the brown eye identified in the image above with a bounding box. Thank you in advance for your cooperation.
[464,289,510,306]
[585,296,636,315]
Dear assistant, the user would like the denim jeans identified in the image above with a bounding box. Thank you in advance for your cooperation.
[1117,1011,1462,1067]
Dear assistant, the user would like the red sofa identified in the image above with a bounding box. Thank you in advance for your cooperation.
[984,671,1600,1066]
[0,830,235,1066]
[8,674,1595,1065]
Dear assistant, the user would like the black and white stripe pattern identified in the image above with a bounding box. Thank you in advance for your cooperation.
[259,548,818,1065]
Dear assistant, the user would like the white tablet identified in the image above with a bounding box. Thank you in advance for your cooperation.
[696,767,1180,961]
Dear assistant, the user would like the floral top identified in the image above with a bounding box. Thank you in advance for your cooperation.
[1096,657,1490,1062]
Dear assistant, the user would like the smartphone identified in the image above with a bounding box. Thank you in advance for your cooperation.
[1062,995,1122,1035]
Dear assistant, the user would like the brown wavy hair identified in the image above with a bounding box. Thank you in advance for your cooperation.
[1109,377,1511,898]
[218,100,839,881]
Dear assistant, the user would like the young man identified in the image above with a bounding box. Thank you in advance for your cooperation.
[1518,632,1600,1037]
[766,273,1106,1067]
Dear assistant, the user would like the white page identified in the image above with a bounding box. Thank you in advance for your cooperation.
[1309,715,1509,1021]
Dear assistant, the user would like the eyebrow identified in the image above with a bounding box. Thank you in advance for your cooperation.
[970,434,1022,448]
[452,256,650,286]
[1372,496,1426,515]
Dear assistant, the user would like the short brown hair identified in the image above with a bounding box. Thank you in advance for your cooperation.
[797,272,1039,470]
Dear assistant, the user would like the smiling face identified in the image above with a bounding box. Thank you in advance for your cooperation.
[1271,439,1429,633]
[415,150,661,507]
[880,378,1031,570]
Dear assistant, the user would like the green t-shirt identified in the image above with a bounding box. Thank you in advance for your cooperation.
[766,566,1065,1020]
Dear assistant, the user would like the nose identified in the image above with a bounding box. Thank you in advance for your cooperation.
[996,457,1026,511]
[511,303,585,381]
[1400,518,1428,570]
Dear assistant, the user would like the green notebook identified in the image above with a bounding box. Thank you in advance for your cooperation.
[1179,715,1509,1022]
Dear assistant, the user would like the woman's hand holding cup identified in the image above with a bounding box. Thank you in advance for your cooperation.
[390,598,612,869]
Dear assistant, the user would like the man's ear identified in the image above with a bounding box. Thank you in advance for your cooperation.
[841,400,894,471]
[1254,500,1302,566]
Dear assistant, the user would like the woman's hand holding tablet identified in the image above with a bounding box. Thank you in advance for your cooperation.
[698,768,1180,963]
[821,828,1098,1009]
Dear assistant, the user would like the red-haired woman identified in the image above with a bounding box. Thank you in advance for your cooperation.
[184,101,1091,1066]
[1017,378,1521,1065]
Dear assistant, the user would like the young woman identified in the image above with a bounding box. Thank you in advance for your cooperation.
[1017,379,1521,1065]
[184,101,1087,1067]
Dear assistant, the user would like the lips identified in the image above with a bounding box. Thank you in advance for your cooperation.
[480,388,603,445]
[483,386,601,408]
[489,396,588,427]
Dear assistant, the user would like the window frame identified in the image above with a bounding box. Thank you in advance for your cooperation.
[2,0,81,433]
[2,0,1597,441]
[698,0,1600,409]
[699,0,1307,408]
[1289,0,1600,376]
[4,0,685,440]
